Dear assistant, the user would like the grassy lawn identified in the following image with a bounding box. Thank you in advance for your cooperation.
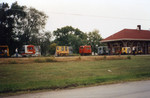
[0,55,150,94]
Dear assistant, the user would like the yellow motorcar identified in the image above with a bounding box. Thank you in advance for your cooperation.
[0,45,10,57]
[121,47,131,54]
[55,46,69,56]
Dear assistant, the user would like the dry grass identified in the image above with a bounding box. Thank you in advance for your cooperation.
[0,56,127,64]
[55,55,126,61]
[0,57,39,64]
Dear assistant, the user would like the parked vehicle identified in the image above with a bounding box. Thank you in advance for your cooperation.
[69,46,73,55]
[79,45,92,55]
[55,46,69,56]
[20,45,36,57]
[121,47,131,54]
[98,46,109,55]
[112,47,121,55]
[135,47,142,54]
[34,46,41,56]
[0,45,9,57]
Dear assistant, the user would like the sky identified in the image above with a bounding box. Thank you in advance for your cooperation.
[2,0,150,38]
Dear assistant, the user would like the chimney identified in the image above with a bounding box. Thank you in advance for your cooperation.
[137,25,141,30]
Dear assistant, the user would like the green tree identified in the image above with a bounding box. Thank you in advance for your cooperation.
[88,30,103,55]
[53,26,88,53]
[49,43,57,55]
[0,2,26,55]
[16,7,48,45]
[0,3,10,45]
[0,2,48,55]
[39,31,52,56]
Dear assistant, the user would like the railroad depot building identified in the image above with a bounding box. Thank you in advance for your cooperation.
[101,25,150,54]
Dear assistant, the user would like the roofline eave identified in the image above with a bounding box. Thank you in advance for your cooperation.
[100,38,150,43]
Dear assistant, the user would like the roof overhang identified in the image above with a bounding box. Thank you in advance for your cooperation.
[100,38,150,43]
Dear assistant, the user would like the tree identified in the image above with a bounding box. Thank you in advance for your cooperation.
[88,30,103,55]
[15,6,48,45]
[67,34,85,53]
[0,2,26,55]
[0,2,48,55]
[53,26,88,53]
[49,43,57,55]
[39,31,52,56]
[0,3,10,45]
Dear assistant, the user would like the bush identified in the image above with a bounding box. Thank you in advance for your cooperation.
[78,56,81,60]
[34,59,45,63]
[9,60,17,64]
[45,58,56,62]
[104,55,107,60]
[127,56,131,59]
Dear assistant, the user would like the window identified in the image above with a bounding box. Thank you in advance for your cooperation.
[65,46,67,51]
[80,47,83,49]
[61,46,64,51]
[86,47,90,50]
[57,47,59,50]
[28,47,33,50]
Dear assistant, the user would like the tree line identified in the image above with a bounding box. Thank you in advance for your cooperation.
[0,2,103,56]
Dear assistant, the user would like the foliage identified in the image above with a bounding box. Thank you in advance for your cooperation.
[127,56,131,59]
[40,31,52,56]
[0,2,48,55]
[53,26,88,53]
[1,2,105,56]
[16,7,48,45]
[87,29,103,54]
[9,60,17,64]
[0,2,26,54]
[49,43,57,55]
[45,58,57,62]
[34,58,45,63]
[103,55,107,60]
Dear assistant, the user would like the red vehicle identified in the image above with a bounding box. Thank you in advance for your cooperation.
[20,45,36,57]
[79,45,92,55]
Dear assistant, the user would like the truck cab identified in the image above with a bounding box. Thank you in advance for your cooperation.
[0,45,9,57]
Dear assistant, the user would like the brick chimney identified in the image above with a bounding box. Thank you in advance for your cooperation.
[137,25,141,30]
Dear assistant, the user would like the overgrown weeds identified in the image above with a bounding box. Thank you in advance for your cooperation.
[34,59,45,63]
[127,56,131,59]
[9,60,17,64]
[45,58,57,62]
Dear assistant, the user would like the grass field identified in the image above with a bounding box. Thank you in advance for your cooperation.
[0,55,150,94]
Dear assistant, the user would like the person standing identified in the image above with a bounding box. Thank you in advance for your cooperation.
[132,46,136,56]
[15,48,18,57]
[4,49,7,57]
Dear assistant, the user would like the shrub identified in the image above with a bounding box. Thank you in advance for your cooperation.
[104,56,107,60]
[45,58,57,62]
[78,56,81,60]
[34,59,45,63]
[127,56,131,59]
[9,60,17,64]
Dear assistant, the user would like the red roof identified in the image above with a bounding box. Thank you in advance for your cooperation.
[101,29,150,42]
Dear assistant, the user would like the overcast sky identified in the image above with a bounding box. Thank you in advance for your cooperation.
[2,0,150,38]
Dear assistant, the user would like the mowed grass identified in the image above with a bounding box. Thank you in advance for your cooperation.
[0,56,150,94]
